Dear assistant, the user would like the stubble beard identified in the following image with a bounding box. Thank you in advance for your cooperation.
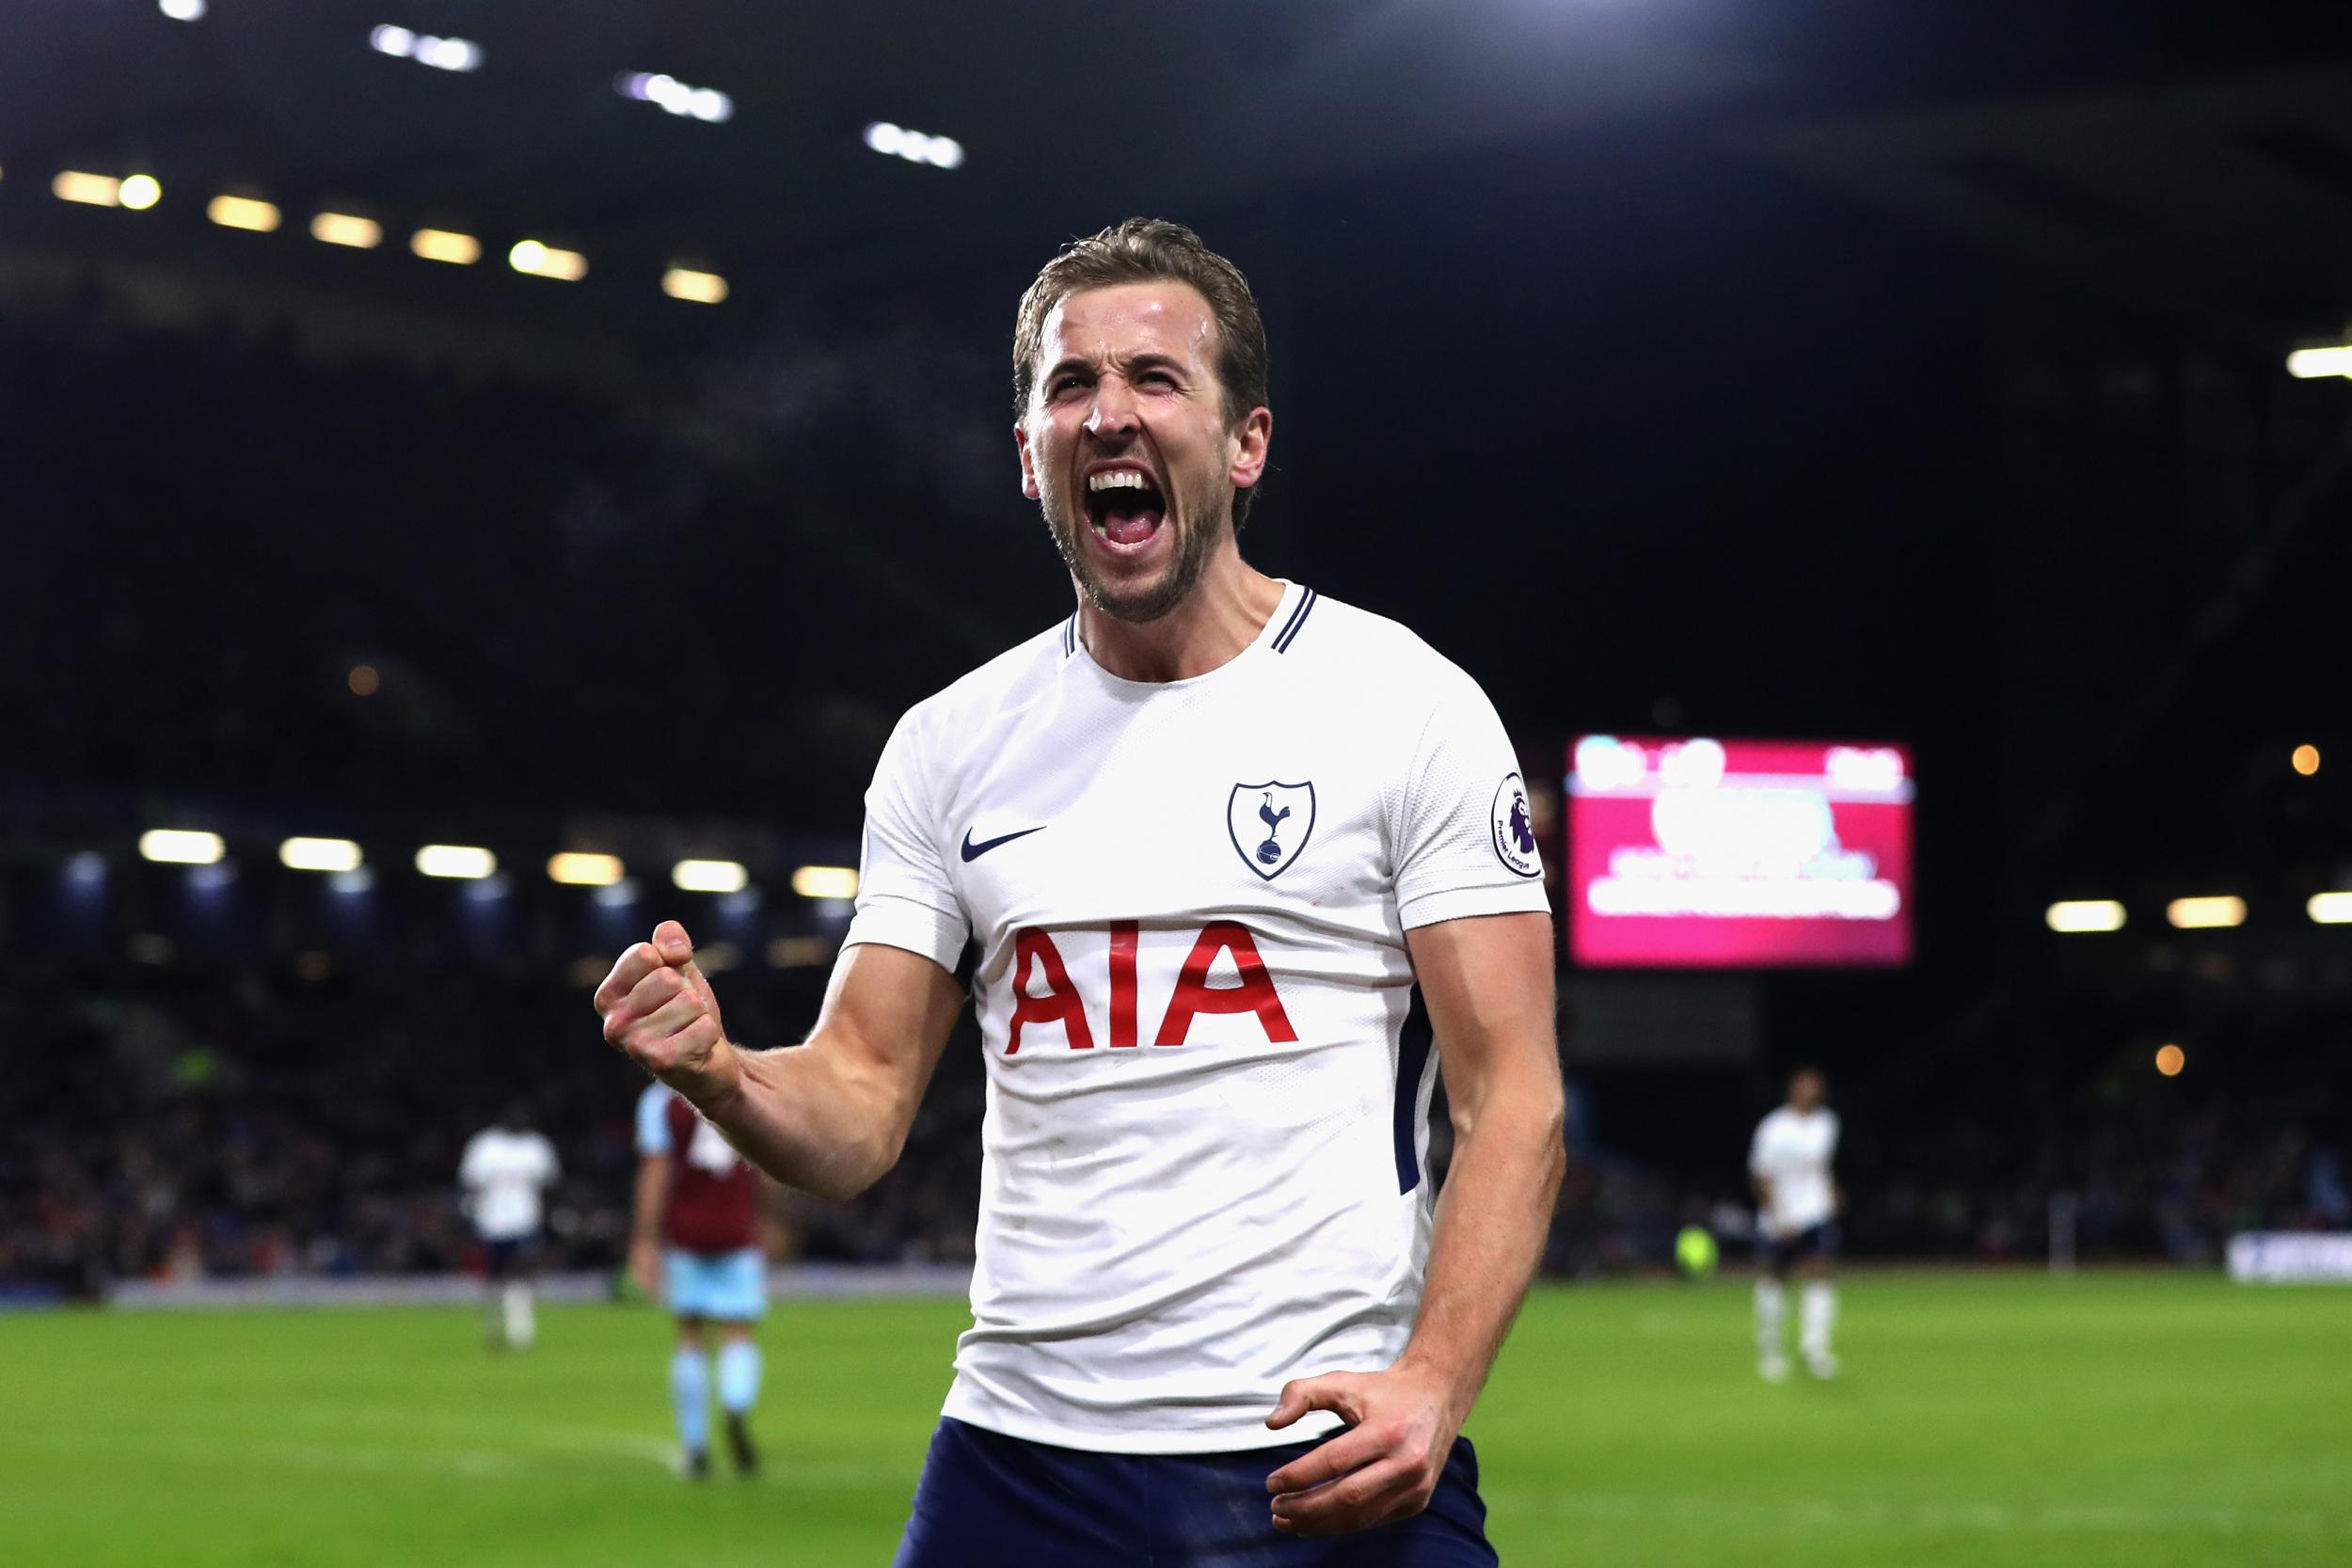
[1045,480,1228,626]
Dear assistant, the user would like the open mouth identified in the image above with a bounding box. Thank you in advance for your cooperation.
[1083,467,1167,549]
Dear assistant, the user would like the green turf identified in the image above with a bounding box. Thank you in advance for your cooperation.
[4,1274,2347,1565]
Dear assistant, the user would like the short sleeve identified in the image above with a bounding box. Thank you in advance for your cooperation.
[1747,1119,1772,1177]
[843,706,971,971]
[1391,667,1551,929]
[458,1134,487,1187]
[635,1085,675,1157]
[533,1135,561,1184]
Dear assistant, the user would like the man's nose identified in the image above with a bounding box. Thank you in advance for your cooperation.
[1085,376,1140,439]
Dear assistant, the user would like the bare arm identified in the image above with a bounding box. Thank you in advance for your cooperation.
[1266,910,1564,1536]
[628,1152,670,1293]
[596,920,965,1201]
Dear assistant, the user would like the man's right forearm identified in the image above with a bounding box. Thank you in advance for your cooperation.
[696,1041,909,1202]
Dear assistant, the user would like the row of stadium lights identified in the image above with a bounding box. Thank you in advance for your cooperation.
[29,167,730,302]
[2044,894,2352,932]
[2046,744,2337,931]
[124,830,858,903]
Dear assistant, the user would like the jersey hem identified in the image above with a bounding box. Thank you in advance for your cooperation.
[939,1391,1347,1455]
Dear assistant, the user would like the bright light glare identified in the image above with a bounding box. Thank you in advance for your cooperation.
[509,240,587,280]
[279,837,363,873]
[311,212,383,248]
[416,844,497,879]
[119,174,162,210]
[411,228,481,264]
[2155,1044,2185,1077]
[2292,743,2321,776]
[159,0,206,20]
[421,36,482,71]
[140,829,225,865]
[687,88,733,122]
[662,267,728,304]
[2045,899,2125,934]
[674,859,750,895]
[207,195,281,232]
[2286,346,2352,379]
[53,171,122,206]
[791,864,860,900]
[548,852,625,887]
[2166,895,2247,930]
[2309,892,2352,925]
[370,25,415,55]
[864,121,963,168]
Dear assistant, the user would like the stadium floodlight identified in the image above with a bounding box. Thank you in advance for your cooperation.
[416,844,497,879]
[674,859,750,895]
[140,829,225,865]
[2309,892,2352,925]
[311,212,383,249]
[410,228,481,264]
[2044,899,2125,933]
[159,0,206,20]
[371,25,482,71]
[661,267,728,305]
[2285,346,2352,379]
[2166,895,2246,930]
[2292,743,2321,776]
[119,174,162,211]
[207,195,281,233]
[2155,1044,2185,1076]
[508,240,587,281]
[54,170,123,207]
[279,837,363,873]
[864,121,964,169]
[548,852,625,887]
[790,864,860,900]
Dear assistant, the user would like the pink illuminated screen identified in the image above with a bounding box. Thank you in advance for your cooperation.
[1568,736,1914,969]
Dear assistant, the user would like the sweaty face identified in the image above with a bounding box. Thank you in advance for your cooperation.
[1020,282,1248,625]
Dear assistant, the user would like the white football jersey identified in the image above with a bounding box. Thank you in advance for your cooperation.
[1749,1106,1839,1235]
[845,580,1549,1453]
[458,1128,560,1242]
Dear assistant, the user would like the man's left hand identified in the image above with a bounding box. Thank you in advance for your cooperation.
[1263,1364,1462,1536]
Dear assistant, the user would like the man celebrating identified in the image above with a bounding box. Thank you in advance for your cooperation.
[596,218,1565,1563]
[1749,1067,1842,1382]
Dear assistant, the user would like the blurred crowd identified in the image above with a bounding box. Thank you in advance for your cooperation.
[0,956,985,1300]
[6,952,2345,1299]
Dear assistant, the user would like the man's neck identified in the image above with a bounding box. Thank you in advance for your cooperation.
[1077,550,1285,683]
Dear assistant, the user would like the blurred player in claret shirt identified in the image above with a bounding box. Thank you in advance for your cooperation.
[1750,1067,1843,1382]
[457,1101,559,1353]
[596,218,1565,1564]
[631,1083,767,1480]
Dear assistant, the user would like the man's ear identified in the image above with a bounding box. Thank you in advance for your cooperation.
[1015,420,1041,500]
[1228,406,1272,490]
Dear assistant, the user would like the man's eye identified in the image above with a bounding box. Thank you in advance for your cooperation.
[1051,377,1086,396]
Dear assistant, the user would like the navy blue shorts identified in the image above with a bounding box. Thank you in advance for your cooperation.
[891,1417,1497,1568]
[1761,1221,1840,1275]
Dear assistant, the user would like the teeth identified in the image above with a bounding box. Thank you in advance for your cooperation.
[1088,470,1151,493]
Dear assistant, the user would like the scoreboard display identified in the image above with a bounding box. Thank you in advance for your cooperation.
[1566,736,1914,970]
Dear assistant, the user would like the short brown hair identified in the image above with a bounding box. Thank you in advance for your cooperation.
[1012,217,1271,524]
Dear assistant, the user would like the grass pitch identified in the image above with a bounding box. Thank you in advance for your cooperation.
[5,1274,2347,1566]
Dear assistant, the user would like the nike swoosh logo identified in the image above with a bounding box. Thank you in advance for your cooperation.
[960,825,1047,863]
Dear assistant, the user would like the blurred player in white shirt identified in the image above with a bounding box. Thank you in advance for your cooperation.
[1749,1068,1841,1381]
[458,1102,561,1352]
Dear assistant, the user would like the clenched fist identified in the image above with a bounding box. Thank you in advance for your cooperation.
[596,920,742,1111]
